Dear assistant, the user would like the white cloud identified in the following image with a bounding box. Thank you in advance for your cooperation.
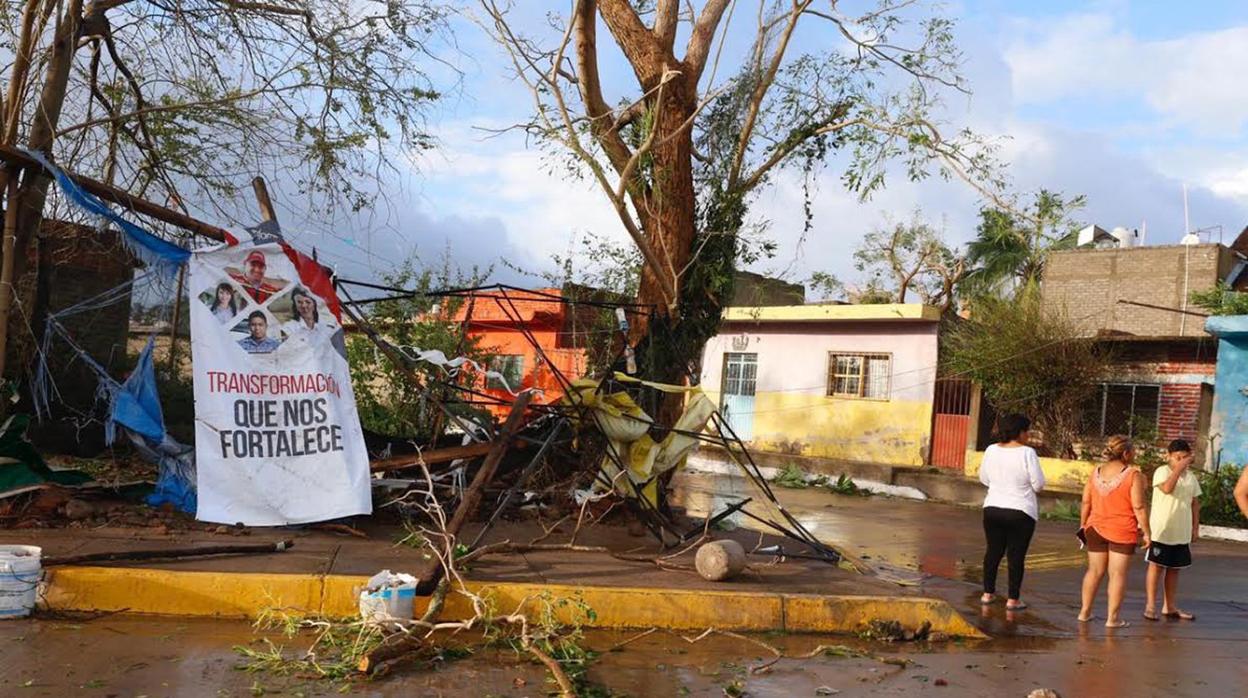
[419,125,629,265]
[305,8,1248,295]
[1005,13,1248,136]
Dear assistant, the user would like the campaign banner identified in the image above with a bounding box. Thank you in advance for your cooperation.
[188,239,372,525]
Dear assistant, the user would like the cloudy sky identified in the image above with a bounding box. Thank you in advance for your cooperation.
[279,0,1248,295]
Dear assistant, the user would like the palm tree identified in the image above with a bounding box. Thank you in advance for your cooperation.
[963,190,1086,297]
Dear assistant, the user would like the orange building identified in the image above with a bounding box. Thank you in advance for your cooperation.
[451,287,604,416]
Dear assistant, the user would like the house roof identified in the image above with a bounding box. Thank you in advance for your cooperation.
[721,303,941,323]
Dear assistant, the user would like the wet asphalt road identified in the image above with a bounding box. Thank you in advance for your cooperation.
[0,473,1244,696]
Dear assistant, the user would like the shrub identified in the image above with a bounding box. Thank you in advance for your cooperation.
[1199,465,1245,529]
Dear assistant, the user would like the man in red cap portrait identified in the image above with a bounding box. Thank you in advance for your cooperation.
[230,250,280,304]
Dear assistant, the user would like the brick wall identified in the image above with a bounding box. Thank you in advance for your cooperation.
[1158,383,1202,444]
[1093,340,1215,459]
[1043,244,1234,338]
[1104,339,1218,380]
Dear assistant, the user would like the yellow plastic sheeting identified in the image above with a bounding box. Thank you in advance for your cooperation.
[564,376,715,505]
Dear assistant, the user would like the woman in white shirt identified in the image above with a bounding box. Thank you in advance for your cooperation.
[280,286,333,346]
[979,413,1046,610]
[209,282,241,323]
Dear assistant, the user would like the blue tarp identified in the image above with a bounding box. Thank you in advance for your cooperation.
[108,337,166,444]
[106,339,197,514]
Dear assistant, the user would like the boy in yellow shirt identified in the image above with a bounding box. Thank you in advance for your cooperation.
[1144,440,1201,621]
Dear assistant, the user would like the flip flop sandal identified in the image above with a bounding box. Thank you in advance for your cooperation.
[1164,611,1195,620]
[1077,615,1093,622]
[1105,620,1130,629]
[1143,611,1159,621]
[1006,603,1028,611]
[980,596,996,606]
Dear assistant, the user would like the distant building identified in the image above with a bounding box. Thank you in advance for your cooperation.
[1036,242,1244,463]
[700,303,941,466]
[451,286,602,418]
[731,270,805,307]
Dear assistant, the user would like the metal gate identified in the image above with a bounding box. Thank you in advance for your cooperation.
[720,352,758,441]
[930,378,973,470]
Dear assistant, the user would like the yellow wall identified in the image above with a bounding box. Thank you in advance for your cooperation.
[706,389,933,466]
[963,450,1092,493]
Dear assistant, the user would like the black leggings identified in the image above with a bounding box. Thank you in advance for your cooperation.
[982,506,1037,600]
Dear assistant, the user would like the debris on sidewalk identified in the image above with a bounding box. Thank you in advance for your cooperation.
[695,539,746,581]
[358,570,418,624]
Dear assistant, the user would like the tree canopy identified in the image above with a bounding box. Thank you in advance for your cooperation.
[2,0,447,216]
[479,0,1006,394]
[963,190,1085,297]
[942,289,1109,457]
[850,213,965,310]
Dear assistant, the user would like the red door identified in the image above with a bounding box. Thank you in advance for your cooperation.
[930,379,972,470]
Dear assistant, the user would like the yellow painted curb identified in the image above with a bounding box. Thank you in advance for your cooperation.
[41,566,366,619]
[41,567,986,638]
[783,594,984,638]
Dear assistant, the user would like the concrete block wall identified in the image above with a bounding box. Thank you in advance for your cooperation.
[1043,244,1233,338]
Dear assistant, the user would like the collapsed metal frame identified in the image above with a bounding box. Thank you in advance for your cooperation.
[342,280,842,564]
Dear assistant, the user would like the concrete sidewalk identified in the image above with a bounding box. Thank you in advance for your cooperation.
[4,517,984,637]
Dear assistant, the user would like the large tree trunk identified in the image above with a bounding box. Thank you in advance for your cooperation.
[3,0,83,378]
[634,77,696,334]
[633,76,698,428]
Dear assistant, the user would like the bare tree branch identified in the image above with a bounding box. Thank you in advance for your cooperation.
[682,0,730,83]
[653,0,680,49]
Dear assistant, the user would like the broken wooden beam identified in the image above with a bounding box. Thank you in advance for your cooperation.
[368,440,524,472]
[415,391,533,594]
[444,391,533,537]
[0,144,231,241]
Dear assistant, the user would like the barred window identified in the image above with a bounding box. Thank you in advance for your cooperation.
[722,353,758,396]
[1082,383,1160,438]
[827,353,891,399]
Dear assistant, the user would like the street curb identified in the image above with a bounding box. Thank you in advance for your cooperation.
[39,567,986,638]
[1200,525,1248,543]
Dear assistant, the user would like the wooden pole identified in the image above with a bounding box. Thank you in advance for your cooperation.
[166,263,186,374]
[43,539,295,567]
[368,441,509,472]
[0,176,18,395]
[417,390,532,594]
[251,176,276,224]
[443,390,533,538]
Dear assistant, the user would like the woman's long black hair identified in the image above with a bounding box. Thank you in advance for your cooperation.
[996,413,1031,443]
[210,282,239,314]
[289,286,319,325]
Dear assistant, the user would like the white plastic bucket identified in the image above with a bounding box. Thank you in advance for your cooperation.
[0,545,41,619]
[358,582,416,624]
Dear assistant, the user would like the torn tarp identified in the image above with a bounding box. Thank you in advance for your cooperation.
[565,373,715,506]
[107,338,196,513]
[0,414,92,496]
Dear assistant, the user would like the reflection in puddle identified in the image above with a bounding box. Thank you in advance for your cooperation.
[671,473,927,581]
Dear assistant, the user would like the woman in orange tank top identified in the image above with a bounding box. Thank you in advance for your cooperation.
[1077,435,1151,628]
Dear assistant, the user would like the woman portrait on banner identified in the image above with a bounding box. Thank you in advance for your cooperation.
[281,286,334,345]
[210,282,241,323]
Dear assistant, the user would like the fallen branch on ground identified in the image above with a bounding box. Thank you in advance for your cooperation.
[42,540,294,566]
